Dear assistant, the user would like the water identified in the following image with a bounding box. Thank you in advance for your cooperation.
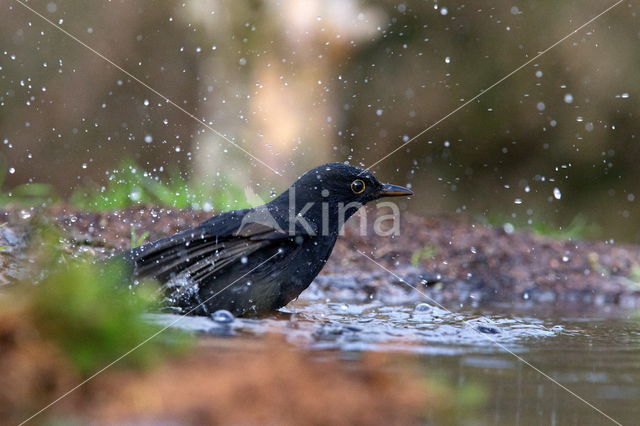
[148,300,640,425]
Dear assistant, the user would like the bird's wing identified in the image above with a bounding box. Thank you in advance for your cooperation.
[126,208,300,282]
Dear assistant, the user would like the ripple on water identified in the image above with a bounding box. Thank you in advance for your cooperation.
[145,300,565,356]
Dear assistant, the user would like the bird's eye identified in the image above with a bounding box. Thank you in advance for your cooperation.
[350,179,366,194]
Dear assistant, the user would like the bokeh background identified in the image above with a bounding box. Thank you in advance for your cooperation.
[1,0,639,240]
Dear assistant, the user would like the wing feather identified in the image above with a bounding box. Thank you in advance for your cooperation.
[126,209,290,282]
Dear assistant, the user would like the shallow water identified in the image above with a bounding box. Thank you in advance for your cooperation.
[148,300,640,425]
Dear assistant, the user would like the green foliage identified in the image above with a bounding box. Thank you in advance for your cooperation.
[14,224,192,375]
[482,213,599,240]
[0,157,59,207]
[411,246,438,267]
[627,266,640,289]
[529,215,599,240]
[30,257,190,375]
[70,159,252,212]
[130,226,150,249]
[0,157,252,212]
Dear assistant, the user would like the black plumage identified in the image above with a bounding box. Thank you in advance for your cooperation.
[125,162,412,316]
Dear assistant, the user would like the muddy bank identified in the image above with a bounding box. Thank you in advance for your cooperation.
[0,298,443,425]
[2,206,640,307]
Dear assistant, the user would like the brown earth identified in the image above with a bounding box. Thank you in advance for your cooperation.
[4,205,638,423]
[0,301,444,425]
[2,206,640,307]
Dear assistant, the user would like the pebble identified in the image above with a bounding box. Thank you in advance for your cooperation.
[476,324,500,334]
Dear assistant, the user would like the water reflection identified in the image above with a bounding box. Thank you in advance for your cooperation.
[148,300,640,425]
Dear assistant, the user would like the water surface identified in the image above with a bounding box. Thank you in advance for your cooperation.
[149,299,640,425]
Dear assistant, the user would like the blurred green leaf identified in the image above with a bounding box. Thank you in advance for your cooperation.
[0,161,59,207]
[70,159,254,212]
[481,213,599,240]
[411,246,438,267]
[30,258,190,375]
[12,183,56,198]
[130,226,150,249]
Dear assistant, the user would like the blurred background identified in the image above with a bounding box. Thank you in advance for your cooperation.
[1,0,639,241]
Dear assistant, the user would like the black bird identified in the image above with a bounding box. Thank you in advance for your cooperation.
[126,162,412,316]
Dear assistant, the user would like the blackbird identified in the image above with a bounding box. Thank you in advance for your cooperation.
[125,162,412,316]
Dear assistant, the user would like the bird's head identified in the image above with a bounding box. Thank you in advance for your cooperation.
[270,162,413,231]
[292,162,413,204]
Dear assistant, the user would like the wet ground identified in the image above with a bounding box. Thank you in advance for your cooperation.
[3,206,640,306]
[2,206,640,424]
[151,300,640,425]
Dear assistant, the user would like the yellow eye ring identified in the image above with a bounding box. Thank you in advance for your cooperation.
[351,179,366,194]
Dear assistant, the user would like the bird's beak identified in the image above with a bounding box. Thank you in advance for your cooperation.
[378,183,414,198]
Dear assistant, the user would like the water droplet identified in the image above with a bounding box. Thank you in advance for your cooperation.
[211,310,234,323]
[563,93,574,104]
[414,303,431,312]
[553,188,562,200]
